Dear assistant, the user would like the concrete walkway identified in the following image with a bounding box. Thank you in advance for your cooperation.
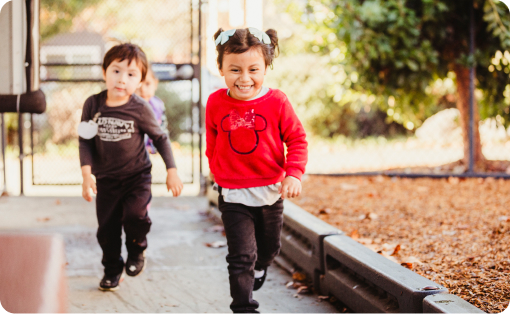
[0,196,337,313]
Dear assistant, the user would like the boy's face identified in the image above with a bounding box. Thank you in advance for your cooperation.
[103,59,143,104]
[219,47,267,101]
[137,73,158,102]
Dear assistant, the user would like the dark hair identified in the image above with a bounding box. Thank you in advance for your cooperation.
[146,64,158,82]
[102,43,148,81]
[213,28,279,70]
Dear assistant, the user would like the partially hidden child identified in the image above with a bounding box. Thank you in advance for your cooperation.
[135,65,169,154]
[79,43,183,291]
[206,28,308,313]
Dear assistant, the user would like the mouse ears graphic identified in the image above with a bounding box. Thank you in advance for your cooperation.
[221,109,267,155]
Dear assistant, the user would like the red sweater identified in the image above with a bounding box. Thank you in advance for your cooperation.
[206,88,308,189]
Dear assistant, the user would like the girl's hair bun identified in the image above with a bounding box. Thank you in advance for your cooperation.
[264,29,279,59]
[213,28,279,69]
[213,28,225,42]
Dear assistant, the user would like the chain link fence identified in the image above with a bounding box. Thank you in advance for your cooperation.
[27,0,200,186]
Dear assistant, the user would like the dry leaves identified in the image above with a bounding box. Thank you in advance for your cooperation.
[286,271,311,298]
[296,175,510,313]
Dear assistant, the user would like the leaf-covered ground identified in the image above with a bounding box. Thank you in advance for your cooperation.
[295,175,510,313]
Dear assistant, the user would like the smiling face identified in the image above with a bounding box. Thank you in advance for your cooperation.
[219,47,267,101]
[103,58,143,106]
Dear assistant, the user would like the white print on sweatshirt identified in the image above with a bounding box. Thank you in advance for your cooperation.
[97,117,135,142]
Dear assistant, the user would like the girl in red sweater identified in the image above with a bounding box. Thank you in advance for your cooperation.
[206,28,308,313]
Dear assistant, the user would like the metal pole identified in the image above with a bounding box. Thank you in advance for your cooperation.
[1,114,6,194]
[30,114,34,185]
[468,0,475,173]
[18,113,24,195]
[190,0,195,184]
[198,0,206,193]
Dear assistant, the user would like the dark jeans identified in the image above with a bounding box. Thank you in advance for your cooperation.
[218,188,284,313]
[95,171,152,276]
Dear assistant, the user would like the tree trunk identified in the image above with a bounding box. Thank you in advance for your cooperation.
[453,64,486,171]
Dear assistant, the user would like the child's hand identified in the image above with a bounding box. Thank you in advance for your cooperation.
[82,174,97,202]
[279,176,301,199]
[167,168,183,197]
[209,172,215,182]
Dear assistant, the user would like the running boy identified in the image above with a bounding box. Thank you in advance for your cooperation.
[79,43,183,291]
[206,28,308,313]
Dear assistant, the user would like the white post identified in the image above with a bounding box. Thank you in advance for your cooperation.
[0,0,27,94]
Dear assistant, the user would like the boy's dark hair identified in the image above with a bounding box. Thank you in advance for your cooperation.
[213,28,279,70]
[102,43,148,81]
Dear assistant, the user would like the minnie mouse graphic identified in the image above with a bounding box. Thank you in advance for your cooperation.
[221,109,267,154]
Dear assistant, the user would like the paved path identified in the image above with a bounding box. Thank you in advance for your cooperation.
[0,196,337,313]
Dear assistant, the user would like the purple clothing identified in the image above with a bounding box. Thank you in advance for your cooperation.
[148,96,165,125]
[145,96,169,154]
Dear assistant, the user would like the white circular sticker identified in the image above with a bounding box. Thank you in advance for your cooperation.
[78,121,98,139]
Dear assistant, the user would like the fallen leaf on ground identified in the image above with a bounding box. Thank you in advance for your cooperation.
[292,272,307,281]
[350,229,360,239]
[401,256,422,265]
[205,241,227,248]
[358,213,378,221]
[296,286,310,294]
[377,250,399,264]
[401,262,413,269]
[37,217,50,222]
[391,244,401,256]
[285,281,306,289]
[318,208,331,215]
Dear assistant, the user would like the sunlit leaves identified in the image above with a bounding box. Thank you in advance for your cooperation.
[284,0,510,132]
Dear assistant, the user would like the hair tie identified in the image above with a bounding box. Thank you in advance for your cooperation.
[215,29,236,46]
[248,27,271,44]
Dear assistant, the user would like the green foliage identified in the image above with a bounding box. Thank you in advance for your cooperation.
[155,82,192,141]
[283,0,510,130]
[40,0,101,42]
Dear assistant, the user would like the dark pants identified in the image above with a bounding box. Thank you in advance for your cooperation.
[218,188,284,313]
[95,171,152,276]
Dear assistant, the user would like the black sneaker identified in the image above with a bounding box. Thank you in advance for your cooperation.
[126,251,146,277]
[253,267,267,291]
[99,272,124,291]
